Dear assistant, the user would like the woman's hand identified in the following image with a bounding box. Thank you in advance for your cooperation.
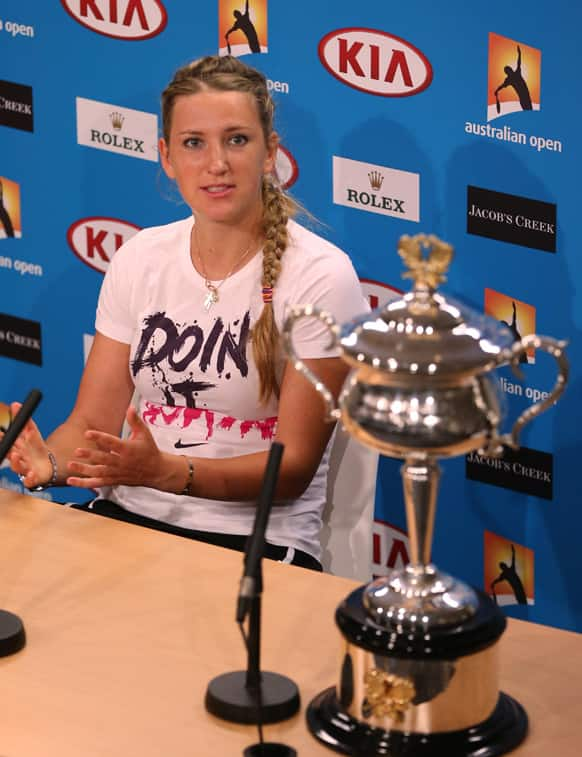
[5,402,54,489]
[67,406,164,489]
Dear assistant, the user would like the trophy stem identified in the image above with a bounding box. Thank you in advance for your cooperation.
[401,457,440,568]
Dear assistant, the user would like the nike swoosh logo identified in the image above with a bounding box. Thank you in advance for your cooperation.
[174,440,206,449]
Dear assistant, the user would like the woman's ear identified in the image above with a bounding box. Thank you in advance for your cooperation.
[263,131,279,176]
[159,137,175,179]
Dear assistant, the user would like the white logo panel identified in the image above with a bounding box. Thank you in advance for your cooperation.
[333,155,419,222]
[76,97,158,162]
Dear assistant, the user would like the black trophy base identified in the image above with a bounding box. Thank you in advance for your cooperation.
[307,687,528,757]
[0,610,25,657]
[205,670,300,724]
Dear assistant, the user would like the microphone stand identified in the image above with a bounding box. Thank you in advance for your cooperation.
[0,388,43,656]
[205,442,300,728]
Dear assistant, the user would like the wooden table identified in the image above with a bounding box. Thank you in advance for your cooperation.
[0,491,579,756]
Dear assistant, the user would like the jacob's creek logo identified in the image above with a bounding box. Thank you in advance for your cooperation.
[274,145,298,190]
[61,0,167,40]
[485,288,535,364]
[467,186,556,253]
[333,156,419,222]
[319,28,432,97]
[0,177,21,240]
[466,445,553,500]
[484,532,534,607]
[219,0,267,56]
[68,217,141,274]
[372,519,410,577]
[465,33,562,154]
[76,97,158,162]
[0,80,33,133]
[0,313,42,366]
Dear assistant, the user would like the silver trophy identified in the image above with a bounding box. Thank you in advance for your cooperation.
[283,234,568,756]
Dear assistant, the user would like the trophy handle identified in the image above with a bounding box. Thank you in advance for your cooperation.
[485,335,568,454]
[281,304,342,421]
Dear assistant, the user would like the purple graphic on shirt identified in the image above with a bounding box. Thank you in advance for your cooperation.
[131,310,251,407]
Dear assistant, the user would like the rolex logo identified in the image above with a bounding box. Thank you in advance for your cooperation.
[368,171,384,190]
[110,112,124,131]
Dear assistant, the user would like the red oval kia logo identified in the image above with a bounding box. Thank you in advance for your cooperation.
[360,279,403,310]
[61,0,167,41]
[67,217,141,274]
[275,145,299,190]
[319,28,433,97]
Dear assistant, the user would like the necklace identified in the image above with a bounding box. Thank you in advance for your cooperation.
[193,226,254,312]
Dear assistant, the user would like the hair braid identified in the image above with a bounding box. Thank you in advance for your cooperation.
[252,177,293,403]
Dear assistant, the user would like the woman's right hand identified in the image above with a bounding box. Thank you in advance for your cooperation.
[6,401,53,489]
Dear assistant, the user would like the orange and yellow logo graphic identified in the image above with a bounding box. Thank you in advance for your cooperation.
[218,0,267,57]
[484,531,534,607]
[0,402,11,433]
[484,288,536,363]
[488,33,541,122]
[0,176,22,239]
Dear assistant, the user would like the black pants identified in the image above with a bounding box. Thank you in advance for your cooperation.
[72,499,323,572]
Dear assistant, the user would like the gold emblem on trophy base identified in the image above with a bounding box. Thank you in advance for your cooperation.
[362,669,416,722]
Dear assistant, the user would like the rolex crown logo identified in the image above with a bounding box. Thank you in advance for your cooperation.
[110,112,124,131]
[368,171,384,191]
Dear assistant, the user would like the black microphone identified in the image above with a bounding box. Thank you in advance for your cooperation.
[0,389,41,658]
[0,389,42,466]
[236,441,284,623]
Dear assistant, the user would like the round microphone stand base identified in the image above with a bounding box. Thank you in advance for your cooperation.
[205,670,300,724]
[244,743,297,757]
[0,610,25,657]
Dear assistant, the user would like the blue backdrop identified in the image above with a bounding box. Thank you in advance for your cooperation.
[0,1,579,632]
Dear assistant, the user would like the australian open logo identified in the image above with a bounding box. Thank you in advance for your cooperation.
[218,0,268,56]
[464,33,563,155]
[487,33,540,121]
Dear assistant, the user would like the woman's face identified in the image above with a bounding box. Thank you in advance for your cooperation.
[159,89,277,228]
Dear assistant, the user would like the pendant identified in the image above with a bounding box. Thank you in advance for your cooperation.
[204,284,219,311]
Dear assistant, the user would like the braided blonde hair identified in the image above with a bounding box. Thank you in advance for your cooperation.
[162,56,296,403]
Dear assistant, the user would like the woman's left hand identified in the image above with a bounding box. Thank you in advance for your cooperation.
[67,406,163,489]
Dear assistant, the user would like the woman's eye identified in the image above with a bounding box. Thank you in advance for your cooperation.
[184,137,202,148]
[229,134,248,146]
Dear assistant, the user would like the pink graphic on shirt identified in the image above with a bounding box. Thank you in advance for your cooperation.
[142,401,277,441]
[219,416,237,431]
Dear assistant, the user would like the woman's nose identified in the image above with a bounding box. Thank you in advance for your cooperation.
[207,143,228,173]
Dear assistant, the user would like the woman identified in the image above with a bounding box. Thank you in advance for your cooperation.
[8,56,366,570]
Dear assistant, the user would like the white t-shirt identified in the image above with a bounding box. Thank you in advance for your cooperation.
[95,216,368,559]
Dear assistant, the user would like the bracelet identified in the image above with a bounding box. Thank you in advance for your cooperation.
[180,456,194,496]
[30,450,58,492]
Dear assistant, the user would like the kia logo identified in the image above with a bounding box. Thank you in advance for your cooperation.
[319,28,433,97]
[360,278,402,310]
[67,217,140,274]
[275,145,299,190]
[61,0,167,41]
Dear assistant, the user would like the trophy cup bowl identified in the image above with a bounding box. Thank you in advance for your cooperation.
[282,234,568,756]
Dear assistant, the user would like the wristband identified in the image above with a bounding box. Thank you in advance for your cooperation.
[30,449,58,492]
[180,456,194,496]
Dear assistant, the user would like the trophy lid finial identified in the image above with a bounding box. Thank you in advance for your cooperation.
[398,234,454,290]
